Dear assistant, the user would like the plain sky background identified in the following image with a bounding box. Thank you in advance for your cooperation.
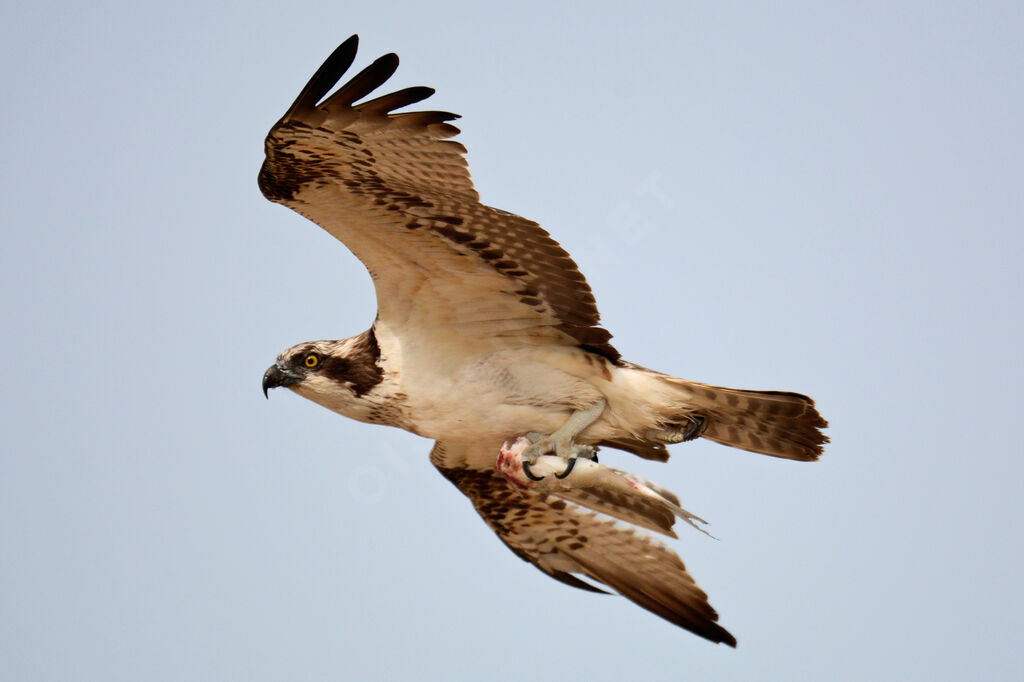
[2,2,1022,680]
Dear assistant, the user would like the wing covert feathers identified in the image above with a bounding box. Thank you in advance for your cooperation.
[259,35,619,361]
[431,442,737,646]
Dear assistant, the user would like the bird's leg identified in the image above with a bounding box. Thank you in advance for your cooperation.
[520,399,605,481]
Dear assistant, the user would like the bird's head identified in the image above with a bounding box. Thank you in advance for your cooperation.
[262,331,384,420]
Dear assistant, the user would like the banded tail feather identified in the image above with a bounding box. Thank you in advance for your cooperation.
[663,380,829,461]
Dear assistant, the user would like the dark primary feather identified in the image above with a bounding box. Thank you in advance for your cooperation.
[358,86,436,115]
[258,35,619,361]
[321,53,400,109]
[280,35,361,120]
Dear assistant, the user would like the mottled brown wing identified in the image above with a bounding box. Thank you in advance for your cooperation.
[430,441,737,646]
[259,36,617,360]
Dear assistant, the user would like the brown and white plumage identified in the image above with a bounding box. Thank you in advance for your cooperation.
[259,35,828,647]
[259,35,617,361]
[432,441,736,647]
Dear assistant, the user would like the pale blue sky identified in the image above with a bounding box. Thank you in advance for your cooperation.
[2,2,1022,680]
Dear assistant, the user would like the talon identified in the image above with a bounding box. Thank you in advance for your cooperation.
[683,415,708,440]
[522,460,545,481]
[554,457,577,479]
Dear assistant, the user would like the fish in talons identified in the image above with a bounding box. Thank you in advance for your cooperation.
[498,436,713,537]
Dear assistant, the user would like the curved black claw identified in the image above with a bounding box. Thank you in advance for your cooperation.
[522,460,545,481]
[682,415,709,441]
[554,457,577,479]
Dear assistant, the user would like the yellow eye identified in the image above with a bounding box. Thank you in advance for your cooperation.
[303,353,320,368]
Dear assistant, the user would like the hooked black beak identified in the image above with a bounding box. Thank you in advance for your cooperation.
[262,363,301,398]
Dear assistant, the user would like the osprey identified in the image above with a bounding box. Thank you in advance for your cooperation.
[260,36,827,647]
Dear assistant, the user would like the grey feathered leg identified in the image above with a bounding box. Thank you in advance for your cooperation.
[520,400,605,480]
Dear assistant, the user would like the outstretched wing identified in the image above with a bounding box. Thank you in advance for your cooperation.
[260,36,618,361]
[430,441,737,646]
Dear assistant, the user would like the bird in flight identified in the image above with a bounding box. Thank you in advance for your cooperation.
[260,35,828,647]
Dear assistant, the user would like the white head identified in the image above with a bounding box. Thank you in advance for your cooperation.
[262,329,384,421]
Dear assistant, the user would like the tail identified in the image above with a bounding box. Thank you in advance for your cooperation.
[647,377,829,461]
